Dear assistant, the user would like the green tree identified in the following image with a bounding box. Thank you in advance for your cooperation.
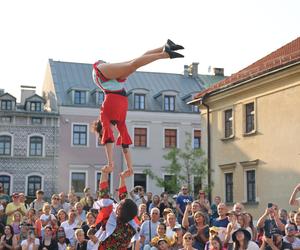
[144,132,207,196]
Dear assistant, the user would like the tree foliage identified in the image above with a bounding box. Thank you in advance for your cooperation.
[144,132,207,195]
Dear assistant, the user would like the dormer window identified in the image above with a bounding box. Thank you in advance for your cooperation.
[74,90,86,104]
[164,95,175,111]
[134,94,145,110]
[1,100,12,110]
[192,105,199,113]
[30,102,42,112]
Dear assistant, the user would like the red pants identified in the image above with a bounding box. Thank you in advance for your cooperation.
[100,93,132,146]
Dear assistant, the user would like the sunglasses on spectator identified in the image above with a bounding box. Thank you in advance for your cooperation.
[184,236,192,240]
[53,197,60,200]
[151,212,159,215]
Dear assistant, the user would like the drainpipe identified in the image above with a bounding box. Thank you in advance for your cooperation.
[201,95,212,203]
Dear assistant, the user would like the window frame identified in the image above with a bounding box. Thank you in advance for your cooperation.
[224,172,233,203]
[0,134,13,156]
[193,129,201,149]
[224,109,233,138]
[71,123,89,147]
[31,117,43,125]
[134,93,146,110]
[30,101,42,112]
[133,127,148,147]
[133,173,148,192]
[164,95,175,112]
[243,101,256,135]
[69,170,88,194]
[1,100,12,110]
[74,90,87,105]
[28,135,44,157]
[163,128,178,148]
[0,173,13,195]
[25,173,44,197]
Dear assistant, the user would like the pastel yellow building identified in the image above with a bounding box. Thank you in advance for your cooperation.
[190,37,300,219]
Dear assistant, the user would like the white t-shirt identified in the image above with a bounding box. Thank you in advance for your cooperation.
[132,193,146,207]
[87,239,100,250]
[246,241,259,250]
[58,242,68,250]
[283,236,300,249]
[60,220,78,244]
[21,239,40,250]
[40,214,56,224]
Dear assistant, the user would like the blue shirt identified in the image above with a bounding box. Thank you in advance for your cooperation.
[176,195,193,214]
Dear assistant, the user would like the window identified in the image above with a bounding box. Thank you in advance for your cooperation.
[134,94,145,110]
[193,176,202,197]
[0,175,11,194]
[74,91,86,104]
[27,175,42,197]
[192,105,199,113]
[224,109,233,138]
[164,129,177,148]
[1,116,12,123]
[246,170,256,202]
[71,172,86,193]
[32,117,42,124]
[245,102,255,133]
[29,136,43,156]
[30,102,42,112]
[96,172,111,192]
[164,96,175,111]
[134,128,147,147]
[225,172,233,203]
[164,175,177,194]
[134,173,147,191]
[0,135,12,156]
[194,130,201,149]
[98,92,104,105]
[1,100,12,110]
[73,124,88,146]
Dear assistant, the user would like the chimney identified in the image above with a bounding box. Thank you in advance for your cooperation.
[0,89,4,95]
[189,62,199,78]
[184,65,189,77]
[21,85,36,105]
[213,67,224,76]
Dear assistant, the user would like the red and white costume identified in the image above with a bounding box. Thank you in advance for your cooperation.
[92,61,132,147]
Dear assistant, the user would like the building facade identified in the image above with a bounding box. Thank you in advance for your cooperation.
[0,86,59,198]
[191,37,300,218]
[42,60,225,196]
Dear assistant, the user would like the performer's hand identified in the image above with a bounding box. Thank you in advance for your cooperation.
[101,164,114,174]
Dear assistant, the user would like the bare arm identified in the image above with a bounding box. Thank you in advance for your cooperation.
[289,183,300,206]
[182,204,191,229]
[257,209,269,229]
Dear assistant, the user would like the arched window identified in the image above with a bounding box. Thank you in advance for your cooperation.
[0,175,11,194]
[0,135,12,156]
[29,136,43,156]
[27,175,42,197]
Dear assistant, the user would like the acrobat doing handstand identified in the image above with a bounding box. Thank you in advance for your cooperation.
[92,39,184,174]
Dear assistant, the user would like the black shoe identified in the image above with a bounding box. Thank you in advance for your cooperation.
[166,39,184,51]
[164,45,184,59]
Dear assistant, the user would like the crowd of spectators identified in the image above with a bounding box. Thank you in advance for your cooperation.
[0,181,300,250]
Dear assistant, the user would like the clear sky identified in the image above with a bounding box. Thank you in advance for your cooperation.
[0,0,299,101]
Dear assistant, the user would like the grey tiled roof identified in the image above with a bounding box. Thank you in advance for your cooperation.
[48,59,225,112]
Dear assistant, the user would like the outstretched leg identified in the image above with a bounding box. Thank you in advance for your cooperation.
[99,50,169,80]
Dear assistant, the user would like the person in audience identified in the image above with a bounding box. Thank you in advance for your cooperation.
[206,235,224,250]
[56,227,70,250]
[149,222,173,249]
[283,223,300,250]
[182,201,201,229]
[40,203,56,228]
[279,209,288,225]
[50,194,63,216]
[5,193,26,225]
[288,211,297,224]
[233,203,244,216]
[39,225,58,250]
[80,188,94,213]
[157,238,171,250]
[81,212,95,239]
[68,193,78,209]
[181,232,197,250]
[211,203,229,243]
[74,229,87,250]
[58,193,70,213]
[159,193,173,218]
[30,190,46,213]
[195,190,211,218]
[163,208,174,224]
[260,230,292,250]
[294,212,300,235]
[138,203,148,222]
[149,195,161,211]
[289,183,300,207]
[21,229,40,250]
[11,211,22,235]
[232,228,259,250]
[57,209,68,226]
[86,228,99,250]
[244,212,257,241]
[188,211,209,250]
[146,192,153,213]
[60,209,78,247]
[176,185,193,225]
[166,213,179,240]
[74,202,86,224]
[224,210,240,250]
[140,207,161,249]
[0,225,15,250]
[211,196,222,221]
[130,186,147,207]
[170,226,184,250]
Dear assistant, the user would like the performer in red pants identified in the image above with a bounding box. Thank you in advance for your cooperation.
[92,39,184,175]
